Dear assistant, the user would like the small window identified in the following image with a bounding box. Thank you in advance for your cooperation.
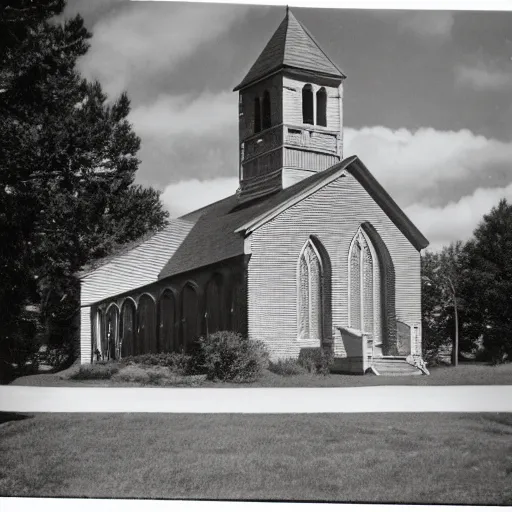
[316,88,327,127]
[302,84,314,125]
[254,97,261,133]
[262,90,271,130]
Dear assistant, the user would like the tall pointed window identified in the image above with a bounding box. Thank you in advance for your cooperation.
[302,84,314,125]
[254,97,261,133]
[348,229,382,345]
[316,87,327,126]
[297,238,323,340]
[262,90,271,130]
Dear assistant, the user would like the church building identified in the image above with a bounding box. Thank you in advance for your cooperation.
[78,9,429,375]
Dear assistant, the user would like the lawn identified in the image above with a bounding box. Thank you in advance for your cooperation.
[1,412,511,503]
[10,361,512,387]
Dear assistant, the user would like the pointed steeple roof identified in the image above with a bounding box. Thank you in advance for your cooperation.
[234,8,345,91]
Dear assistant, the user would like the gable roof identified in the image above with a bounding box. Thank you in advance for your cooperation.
[81,154,428,303]
[234,9,345,92]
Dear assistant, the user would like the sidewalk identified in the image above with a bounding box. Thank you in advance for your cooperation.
[2,385,512,413]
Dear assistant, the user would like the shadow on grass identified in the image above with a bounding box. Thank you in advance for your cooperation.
[0,412,33,425]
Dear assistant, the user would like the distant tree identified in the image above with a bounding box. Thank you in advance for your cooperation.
[421,242,472,366]
[465,199,512,364]
[0,1,168,379]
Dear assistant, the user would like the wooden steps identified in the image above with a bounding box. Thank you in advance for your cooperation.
[370,357,423,376]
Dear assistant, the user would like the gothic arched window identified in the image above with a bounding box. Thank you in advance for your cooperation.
[262,90,271,130]
[302,84,314,125]
[297,239,323,340]
[348,229,382,346]
[254,97,261,133]
[316,87,327,127]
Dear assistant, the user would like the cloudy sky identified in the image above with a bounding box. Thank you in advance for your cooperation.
[62,0,512,251]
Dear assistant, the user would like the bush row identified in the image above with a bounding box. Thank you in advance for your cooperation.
[72,331,270,383]
[71,332,335,384]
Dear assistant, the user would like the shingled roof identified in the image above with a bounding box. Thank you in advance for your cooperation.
[233,8,345,92]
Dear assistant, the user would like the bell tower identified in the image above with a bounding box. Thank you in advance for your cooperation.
[234,8,346,203]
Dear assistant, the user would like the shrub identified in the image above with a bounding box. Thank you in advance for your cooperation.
[297,347,333,376]
[200,331,269,382]
[69,362,119,380]
[268,357,306,376]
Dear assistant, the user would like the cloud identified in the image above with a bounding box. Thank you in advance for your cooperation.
[344,126,512,208]
[405,183,512,252]
[455,62,512,92]
[130,91,236,138]
[78,2,249,98]
[162,177,238,218]
[130,90,238,187]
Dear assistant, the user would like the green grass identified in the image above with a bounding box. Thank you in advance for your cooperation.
[0,412,511,503]
[10,361,512,387]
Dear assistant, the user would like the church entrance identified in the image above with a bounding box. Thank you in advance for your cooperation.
[349,229,383,358]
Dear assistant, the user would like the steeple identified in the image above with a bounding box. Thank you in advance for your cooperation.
[236,9,346,202]
[234,8,345,92]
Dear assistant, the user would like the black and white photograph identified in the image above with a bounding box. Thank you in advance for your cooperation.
[1,0,512,507]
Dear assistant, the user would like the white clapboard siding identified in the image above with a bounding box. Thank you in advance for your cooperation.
[247,172,422,360]
[80,306,91,364]
[80,218,194,307]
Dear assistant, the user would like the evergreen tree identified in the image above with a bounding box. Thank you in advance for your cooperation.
[0,1,168,379]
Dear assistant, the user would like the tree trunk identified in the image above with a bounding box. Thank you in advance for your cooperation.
[452,295,459,367]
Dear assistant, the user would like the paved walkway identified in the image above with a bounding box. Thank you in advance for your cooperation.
[2,385,512,413]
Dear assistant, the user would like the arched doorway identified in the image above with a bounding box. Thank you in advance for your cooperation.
[181,283,199,352]
[158,289,177,353]
[105,304,120,360]
[137,294,157,355]
[120,299,136,358]
[205,274,223,336]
